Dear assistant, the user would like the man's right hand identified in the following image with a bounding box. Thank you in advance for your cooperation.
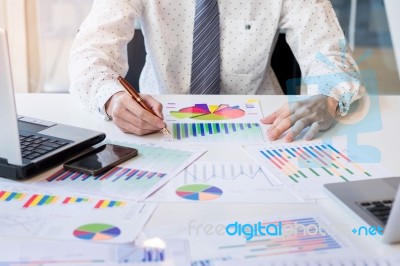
[105,92,166,135]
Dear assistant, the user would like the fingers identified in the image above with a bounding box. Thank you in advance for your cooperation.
[122,95,165,129]
[267,115,297,141]
[107,92,166,135]
[283,118,312,142]
[141,94,164,120]
[112,109,161,135]
[303,122,321,141]
[264,97,338,142]
[265,103,298,141]
[261,102,298,125]
[260,111,279,124]
[261,105,287,124]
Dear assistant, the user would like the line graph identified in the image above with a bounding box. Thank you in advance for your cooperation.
[146,162,301,203]
[0,214,45,235]
[182,162,275,185]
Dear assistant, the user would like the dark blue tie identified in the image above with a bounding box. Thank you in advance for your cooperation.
[190,0,221,94]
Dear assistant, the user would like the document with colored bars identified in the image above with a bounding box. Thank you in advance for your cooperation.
[244,140,393,199]
[144,214,356,262]
[0,181,155,243]
[162,99,266,143]
[23,141,205,200]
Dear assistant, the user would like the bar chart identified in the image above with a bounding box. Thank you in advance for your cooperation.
[94,200,126,209]
[258,143,371,182]
[23,194,58,208]
[62,197,90,204]
[46,167,166,185]
[0,191,26,202]
[217,217,347,259]
[0,190,125,210]
[0,182,156,243]
[171,122,264,143]
[35,142,203,200]
[154,215,354,262]
[244,141,392,199]
[164,100,266,143]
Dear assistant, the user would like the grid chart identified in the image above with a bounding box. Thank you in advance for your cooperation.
[219,217,342,258]
[258,143,371,183]
[172,122,264,142]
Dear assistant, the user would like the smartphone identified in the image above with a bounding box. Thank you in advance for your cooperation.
[63,144,138,176]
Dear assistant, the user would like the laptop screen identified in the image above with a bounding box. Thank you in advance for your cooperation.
[0,28,23,165]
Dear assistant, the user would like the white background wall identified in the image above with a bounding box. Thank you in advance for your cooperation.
[36,0,93,92]
[0,0,6,29]
[385,0,400,78]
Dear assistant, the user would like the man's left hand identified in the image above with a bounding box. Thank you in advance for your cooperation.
[261,95,339,142]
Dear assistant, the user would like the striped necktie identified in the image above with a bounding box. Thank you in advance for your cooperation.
[190,0,221,94]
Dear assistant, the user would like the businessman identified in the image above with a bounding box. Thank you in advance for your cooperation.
[69,0,364,141]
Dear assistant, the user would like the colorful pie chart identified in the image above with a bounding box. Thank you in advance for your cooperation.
[170,104,245,120]
[73,223,121,241]
[176,184,223,201]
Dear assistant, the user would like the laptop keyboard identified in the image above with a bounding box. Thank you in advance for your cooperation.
[358,199,394,225]
[19,133,71,161]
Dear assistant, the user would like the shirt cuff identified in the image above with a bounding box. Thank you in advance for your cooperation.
[318,82,362,117]
[307,82,363,116]
[95,81,125,121]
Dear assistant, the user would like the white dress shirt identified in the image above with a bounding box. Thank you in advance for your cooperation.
[69,0,363,119]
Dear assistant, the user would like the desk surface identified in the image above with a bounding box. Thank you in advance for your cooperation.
[14,93,400,258]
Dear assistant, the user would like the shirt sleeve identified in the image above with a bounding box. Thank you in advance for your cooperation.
[68,0,142,119]
[279,0,365,116]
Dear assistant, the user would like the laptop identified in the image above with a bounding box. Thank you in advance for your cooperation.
[0,28,106,180]
[324,177,400,244]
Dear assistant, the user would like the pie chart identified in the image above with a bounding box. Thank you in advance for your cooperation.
[73,223,121,241]
[170,104,245,120]
[176,184,223,201]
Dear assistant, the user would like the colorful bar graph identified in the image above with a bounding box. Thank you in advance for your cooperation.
[40,142,200,200]
[23,194,58,208]
[172,122,264,142]
[94,199,126,209]
[46,167,166,183]
[258,143,371,184]
[0,191,26,202]
[246,142,390,199]
[219,217,342,258]
[62,197,90,204]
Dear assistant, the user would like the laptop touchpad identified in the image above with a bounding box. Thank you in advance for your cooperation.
[18,120,50,133]
[39,124,93,142]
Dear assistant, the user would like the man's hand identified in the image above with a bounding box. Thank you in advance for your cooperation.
[105,92,166,135]
[261,95,338,142]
